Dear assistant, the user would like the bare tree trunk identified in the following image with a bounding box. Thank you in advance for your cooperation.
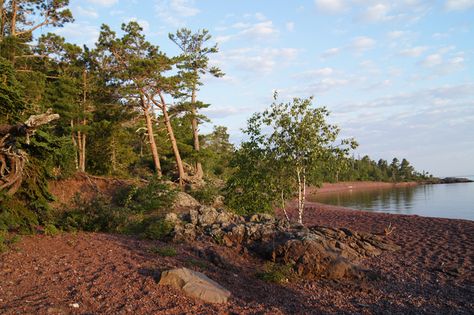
[281,189,290,222]
[80,132,86,172]
[10,0,16,36]
[70,120,79,170]
[191,84,203,179]
[0,0,5,40]
[142,97,162,176]
[111,135,117,173]
[79,69,87,172]
[157,92,185,186]
[76,129,83,171]
[296,167,306,224]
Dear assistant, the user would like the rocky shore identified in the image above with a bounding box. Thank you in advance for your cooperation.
[0,193,472,314]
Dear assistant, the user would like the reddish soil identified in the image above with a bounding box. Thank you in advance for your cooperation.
[1,181,472,314]
[48,173,137,207]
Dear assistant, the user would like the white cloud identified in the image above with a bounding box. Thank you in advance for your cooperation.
[76,6,99,19]
[314,0,346,14]
[445,0,474,11]
[86,0,118,6]
[349,36,376,53]
[254,12,266,21]
[240,21,279,39]
[215,16,279,43]
[167,0,200,17]
[155,0,200,26]
[55,22,100,47]
[202,106,252,118]
[321,47,340,58]
[399,46,429,57]
[294,67,334,78]
[421,54,443,67]
[215,47,300,75]
[286,22,295,32]
[387,30,406,39]
[360,3,391,22]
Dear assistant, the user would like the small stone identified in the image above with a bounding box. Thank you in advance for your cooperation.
[69,303,80,308]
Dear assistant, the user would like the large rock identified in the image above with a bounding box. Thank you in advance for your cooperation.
[173,192,200,210]
[168,207,400,280]
[159,268,231,304]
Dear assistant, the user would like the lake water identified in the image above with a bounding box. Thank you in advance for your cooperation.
[309,177,474,221]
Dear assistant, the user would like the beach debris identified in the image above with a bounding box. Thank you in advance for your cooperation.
[384,223,396,236]
[159,267,231,303]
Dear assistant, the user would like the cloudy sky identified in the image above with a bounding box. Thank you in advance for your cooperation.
[39,0,474,177]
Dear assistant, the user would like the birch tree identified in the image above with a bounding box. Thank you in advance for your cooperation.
[227,96,357,223]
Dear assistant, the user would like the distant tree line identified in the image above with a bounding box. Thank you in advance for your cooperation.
[323,155,432,183]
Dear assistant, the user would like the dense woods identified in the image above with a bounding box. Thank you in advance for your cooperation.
[0,0,429,236]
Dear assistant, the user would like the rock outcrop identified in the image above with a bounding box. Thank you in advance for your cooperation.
[165,206,401,280]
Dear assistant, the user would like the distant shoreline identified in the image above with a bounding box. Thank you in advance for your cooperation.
[310,181,418,195]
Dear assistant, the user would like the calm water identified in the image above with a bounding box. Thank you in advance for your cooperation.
[309,176,474,221]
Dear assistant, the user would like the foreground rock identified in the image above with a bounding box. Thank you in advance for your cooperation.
[159,267,231,304]
[165,205,401,280]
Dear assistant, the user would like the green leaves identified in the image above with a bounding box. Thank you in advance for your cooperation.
[226,96,357,216]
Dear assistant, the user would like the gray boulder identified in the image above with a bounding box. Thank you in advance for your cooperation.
[159,267,231,304]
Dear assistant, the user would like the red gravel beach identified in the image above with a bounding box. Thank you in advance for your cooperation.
[0,182,472,314]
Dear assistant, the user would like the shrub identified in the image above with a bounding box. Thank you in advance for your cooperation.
[142,218,174,240]
[0,195,38,234]
[256,262,295,284]
[56,195,130,233]
[114,177,177,214]
[44,224,60,236]
[149,246,177,257]
[188,183,220,206]
[0,231,21,253]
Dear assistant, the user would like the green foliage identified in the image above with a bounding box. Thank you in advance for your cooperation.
[114,178,177,214]
[336,156,430,182]
[44,223,60,236]
[0,231,21,253]
[57,196,130,233]
[201,126,235,178]
[188,183,220,205]
[225,143,276,215]
[226,96,356,218]
[55,178,176,236]
[0,194,39,234]
[0,57,26,123]
[149,245,177,257]
[256,262,296,284]
[125,216,174,240]
[186,258,208,269]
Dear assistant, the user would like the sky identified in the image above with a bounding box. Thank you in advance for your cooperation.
[38,0,474,177]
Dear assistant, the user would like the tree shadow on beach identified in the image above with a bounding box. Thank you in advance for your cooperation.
[105,232,355,315]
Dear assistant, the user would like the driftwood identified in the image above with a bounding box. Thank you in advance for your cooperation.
[0,110,59,195]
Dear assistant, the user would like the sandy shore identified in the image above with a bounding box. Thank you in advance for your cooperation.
[312,181,418,195]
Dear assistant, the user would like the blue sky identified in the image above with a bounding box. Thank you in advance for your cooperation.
[39,0,474,177]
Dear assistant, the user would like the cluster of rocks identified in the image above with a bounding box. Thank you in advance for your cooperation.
[165,204,401,280]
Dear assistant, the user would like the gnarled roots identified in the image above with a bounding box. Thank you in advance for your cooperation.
[0,135,27,195]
